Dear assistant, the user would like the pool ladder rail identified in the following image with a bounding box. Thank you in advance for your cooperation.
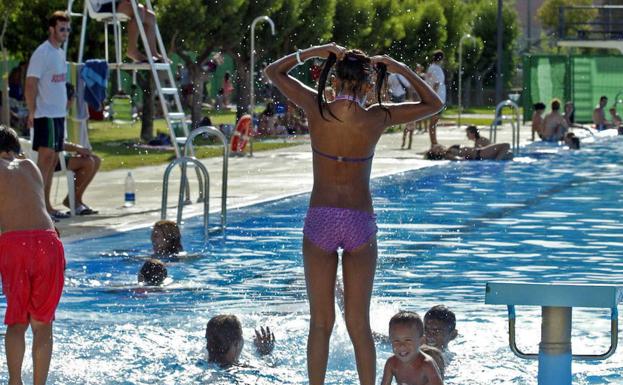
[489,100,521,154]
[486,282,622,385]
[161,126,229,239]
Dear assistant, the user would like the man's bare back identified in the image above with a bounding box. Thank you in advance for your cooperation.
[0,157,54,233]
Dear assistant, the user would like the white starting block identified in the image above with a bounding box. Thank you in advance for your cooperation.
[485,282,623,385]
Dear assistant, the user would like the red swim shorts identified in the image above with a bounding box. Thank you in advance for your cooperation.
[0,229,65,325]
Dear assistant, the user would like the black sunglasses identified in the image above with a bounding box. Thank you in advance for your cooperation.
[59,27,71,33]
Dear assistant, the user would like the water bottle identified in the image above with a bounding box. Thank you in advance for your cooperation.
[124,172,136,207]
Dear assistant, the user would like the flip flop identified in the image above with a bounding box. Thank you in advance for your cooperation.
[75,204,99,215]
[50,210,70,220]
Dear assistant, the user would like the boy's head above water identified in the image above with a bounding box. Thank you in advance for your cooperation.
[388,311,425,363]
[151,220,183,256]
[137,258,167,286]
[206,314,244,366]
[0,126,21,157]
[424,305,457,350]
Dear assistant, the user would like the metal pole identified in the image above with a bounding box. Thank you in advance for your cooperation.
[527,0,532,51]
[249,16,275,157]
[458,34,475,129]
[538,307,572,385]
[495,0,504,103]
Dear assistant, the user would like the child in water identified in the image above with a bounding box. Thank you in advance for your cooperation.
[380,311,443,385]
[205,314,276,367]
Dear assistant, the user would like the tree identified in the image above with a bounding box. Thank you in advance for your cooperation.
[389,1,447,67]
[158,0,246,126]
[537,0,596,40]
[470,0,519,105]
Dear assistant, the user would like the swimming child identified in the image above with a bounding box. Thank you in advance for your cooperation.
[424,305,458,352]
[138,258,168,286]
[205,314,275,367]
[380,311,443,385]
[0,126,65,385]
[151,220,183,257]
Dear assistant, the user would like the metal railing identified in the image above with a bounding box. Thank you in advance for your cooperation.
[489,100,521,154]
[559,5,623,41]
[160,126,229,239]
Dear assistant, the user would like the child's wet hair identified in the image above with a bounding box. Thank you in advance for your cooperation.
[424,305,456,331]
[316,48,389,120]
[152,220,183,255]
[206,314,243,365]
[389,310,424,337]
[533,102,546,111]
[0,126,21,154]
[139,258,167,286]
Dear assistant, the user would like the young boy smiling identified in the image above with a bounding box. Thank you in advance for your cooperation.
[381,311,443,385]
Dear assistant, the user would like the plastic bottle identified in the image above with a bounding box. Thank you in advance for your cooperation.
[124,172,136,207]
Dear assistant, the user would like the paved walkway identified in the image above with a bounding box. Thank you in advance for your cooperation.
[54,122,534,242]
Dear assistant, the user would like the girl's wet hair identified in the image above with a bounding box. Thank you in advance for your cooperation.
[206,314,243,366]
[152,220,183,255]
[316,49,389,120]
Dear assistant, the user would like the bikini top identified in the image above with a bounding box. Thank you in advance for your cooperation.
[312,147,374,163]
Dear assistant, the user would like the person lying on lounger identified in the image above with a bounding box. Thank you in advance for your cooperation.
[425,143,513,161]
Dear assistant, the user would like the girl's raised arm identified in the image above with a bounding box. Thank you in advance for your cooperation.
[264,43,345,111]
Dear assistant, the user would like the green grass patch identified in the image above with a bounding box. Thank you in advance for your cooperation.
[88,118,299,172]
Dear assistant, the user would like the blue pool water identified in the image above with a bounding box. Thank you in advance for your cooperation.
[3,136,623,384]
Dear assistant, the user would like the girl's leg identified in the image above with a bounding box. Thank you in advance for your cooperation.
[117,1,147,61]
[401,127,407,149]
[429,115,439,145]
[342,237,378,385]
[303,237,338,385]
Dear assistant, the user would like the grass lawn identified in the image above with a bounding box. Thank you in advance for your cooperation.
[88,112,299,171]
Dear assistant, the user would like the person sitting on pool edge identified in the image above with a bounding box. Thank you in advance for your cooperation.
[151,220,183,257]
[466,125,490,148]
[205,314,275,367]
[380,311,443,385]
[425,142,513,161]
[138,258,167,286]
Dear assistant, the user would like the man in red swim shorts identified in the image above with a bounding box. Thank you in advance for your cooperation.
[0,126,65,385]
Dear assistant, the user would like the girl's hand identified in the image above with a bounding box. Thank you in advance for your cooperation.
[323,42,346,60]
[254,326,276,355]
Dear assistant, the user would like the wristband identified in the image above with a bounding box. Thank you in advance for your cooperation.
[296,49,304,65]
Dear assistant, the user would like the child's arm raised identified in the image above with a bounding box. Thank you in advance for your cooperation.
[380,358,395,385]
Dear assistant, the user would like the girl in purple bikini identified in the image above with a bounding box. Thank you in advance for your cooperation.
[265,43,443,385]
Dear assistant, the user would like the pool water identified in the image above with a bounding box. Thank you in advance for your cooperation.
[3,136,623,384]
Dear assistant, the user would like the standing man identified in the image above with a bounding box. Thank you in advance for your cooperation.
[426,50,446,146]
[25,11,71,220]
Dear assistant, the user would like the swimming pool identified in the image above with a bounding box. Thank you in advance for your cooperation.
[3,136,623,384]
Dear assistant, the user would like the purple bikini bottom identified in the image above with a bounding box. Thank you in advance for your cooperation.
[303,207,377,253]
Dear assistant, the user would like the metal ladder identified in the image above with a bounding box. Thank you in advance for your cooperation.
[66,0,192,158]
[161,126,229,240]
[489,100,521,154]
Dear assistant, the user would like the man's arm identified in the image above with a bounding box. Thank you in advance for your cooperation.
[25,77,38,128]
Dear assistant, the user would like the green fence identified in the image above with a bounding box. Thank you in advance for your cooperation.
[523,54,623,123]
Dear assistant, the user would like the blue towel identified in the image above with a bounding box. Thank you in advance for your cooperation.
[81,59,109,111]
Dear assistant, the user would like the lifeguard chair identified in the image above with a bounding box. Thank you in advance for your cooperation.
[65,0,192,159]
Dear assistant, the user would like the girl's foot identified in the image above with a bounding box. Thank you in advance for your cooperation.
[127,51,148,63]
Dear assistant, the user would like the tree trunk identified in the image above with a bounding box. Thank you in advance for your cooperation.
[233,56,250,120]
[188,63,208,129]
[1,16,10,126]
[137,72,154,142]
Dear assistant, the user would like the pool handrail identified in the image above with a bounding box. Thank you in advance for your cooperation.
[506,304,619,361]
[489,100,521,154]
[161,157,210,239]
[183,126,229,231]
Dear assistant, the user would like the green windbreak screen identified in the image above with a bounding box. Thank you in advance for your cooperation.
[523,55,623,123]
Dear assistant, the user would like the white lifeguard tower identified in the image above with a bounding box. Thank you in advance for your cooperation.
[65,0,191,158]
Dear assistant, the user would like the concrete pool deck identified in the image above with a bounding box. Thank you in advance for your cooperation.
[55,123,536,242]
